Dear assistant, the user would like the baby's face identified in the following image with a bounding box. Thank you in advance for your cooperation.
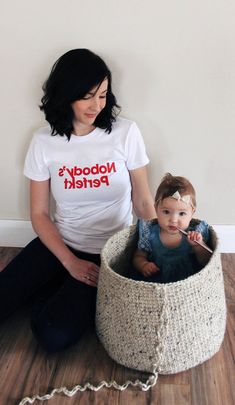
[155,197,195,235]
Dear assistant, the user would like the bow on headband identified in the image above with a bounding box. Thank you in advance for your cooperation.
[171,191,191,205]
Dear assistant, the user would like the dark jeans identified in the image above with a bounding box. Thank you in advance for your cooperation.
[0,237,100,352]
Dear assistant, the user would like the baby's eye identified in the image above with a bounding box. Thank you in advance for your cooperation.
[179,211,187,216]
[162,209,170,214]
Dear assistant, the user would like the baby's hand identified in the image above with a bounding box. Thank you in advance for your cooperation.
[141,262,160,277]
[187,231,203,246]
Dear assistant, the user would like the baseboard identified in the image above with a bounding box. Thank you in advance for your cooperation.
[0,220,37,248]
[0,220,234,252]
[212,225,235,253]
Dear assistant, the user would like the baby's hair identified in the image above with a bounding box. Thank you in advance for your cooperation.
[155,173,196,208]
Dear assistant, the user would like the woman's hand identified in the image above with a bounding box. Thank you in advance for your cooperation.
[140,261,160,277]
[66,255,100,287]
[30,180,100,287]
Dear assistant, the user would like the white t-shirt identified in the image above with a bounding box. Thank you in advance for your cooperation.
[24,117,149,253]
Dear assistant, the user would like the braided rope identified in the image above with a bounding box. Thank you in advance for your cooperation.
[19,286,168,405]
[18,363,158,404]
[153,285,168,372]
[18,286,168,404]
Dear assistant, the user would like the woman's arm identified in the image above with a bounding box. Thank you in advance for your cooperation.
[129,166,156,219]
[30,180,99,286]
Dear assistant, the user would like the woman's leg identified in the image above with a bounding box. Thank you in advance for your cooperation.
[0,238,67,323]
[30,251,100,352]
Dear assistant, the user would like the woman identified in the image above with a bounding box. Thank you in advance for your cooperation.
[0,49,155,352]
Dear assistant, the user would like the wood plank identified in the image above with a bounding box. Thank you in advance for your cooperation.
[158,384,190,405]
[0,246,21,271]
[221,253,235,304]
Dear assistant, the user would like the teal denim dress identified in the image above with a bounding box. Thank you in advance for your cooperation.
[132,219,210,283]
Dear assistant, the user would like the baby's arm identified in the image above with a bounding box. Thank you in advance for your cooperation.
[133,249,160,277]
[187,231,211,266]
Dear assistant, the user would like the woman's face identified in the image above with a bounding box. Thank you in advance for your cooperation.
[71,78,108,129]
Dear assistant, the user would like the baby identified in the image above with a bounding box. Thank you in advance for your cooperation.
[131,173,212,283]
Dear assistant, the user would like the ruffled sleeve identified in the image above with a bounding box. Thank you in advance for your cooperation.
[137,219,152,253]
[193,220,210,243]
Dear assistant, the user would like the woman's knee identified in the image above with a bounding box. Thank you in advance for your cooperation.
[30,313,88,352]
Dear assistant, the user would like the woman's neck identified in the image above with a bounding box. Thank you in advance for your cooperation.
[72,122,95,136]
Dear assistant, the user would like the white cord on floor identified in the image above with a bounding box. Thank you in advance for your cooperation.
[18,364,158,404]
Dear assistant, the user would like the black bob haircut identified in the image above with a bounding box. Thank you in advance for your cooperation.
[40,49,120,140]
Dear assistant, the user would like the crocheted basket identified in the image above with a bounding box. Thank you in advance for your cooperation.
[96,222,226,374]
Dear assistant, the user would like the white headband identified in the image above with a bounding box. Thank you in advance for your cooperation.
[171,191,192,206]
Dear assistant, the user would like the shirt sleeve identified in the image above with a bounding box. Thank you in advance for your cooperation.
[194,220,210,243]
[125,122,149,170]
[137,218,152,253]
[23,134,50,181]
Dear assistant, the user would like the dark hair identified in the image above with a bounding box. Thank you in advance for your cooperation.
[40,49,120,140]
[155,173,196,208]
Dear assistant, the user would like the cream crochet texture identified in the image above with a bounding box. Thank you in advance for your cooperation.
[96,222,227,374]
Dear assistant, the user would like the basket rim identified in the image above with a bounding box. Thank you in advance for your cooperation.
[100,221,219,290]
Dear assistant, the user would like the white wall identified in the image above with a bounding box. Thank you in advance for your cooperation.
[0,0,234,224]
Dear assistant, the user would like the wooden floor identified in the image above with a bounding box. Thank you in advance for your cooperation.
[0,248,234,405]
